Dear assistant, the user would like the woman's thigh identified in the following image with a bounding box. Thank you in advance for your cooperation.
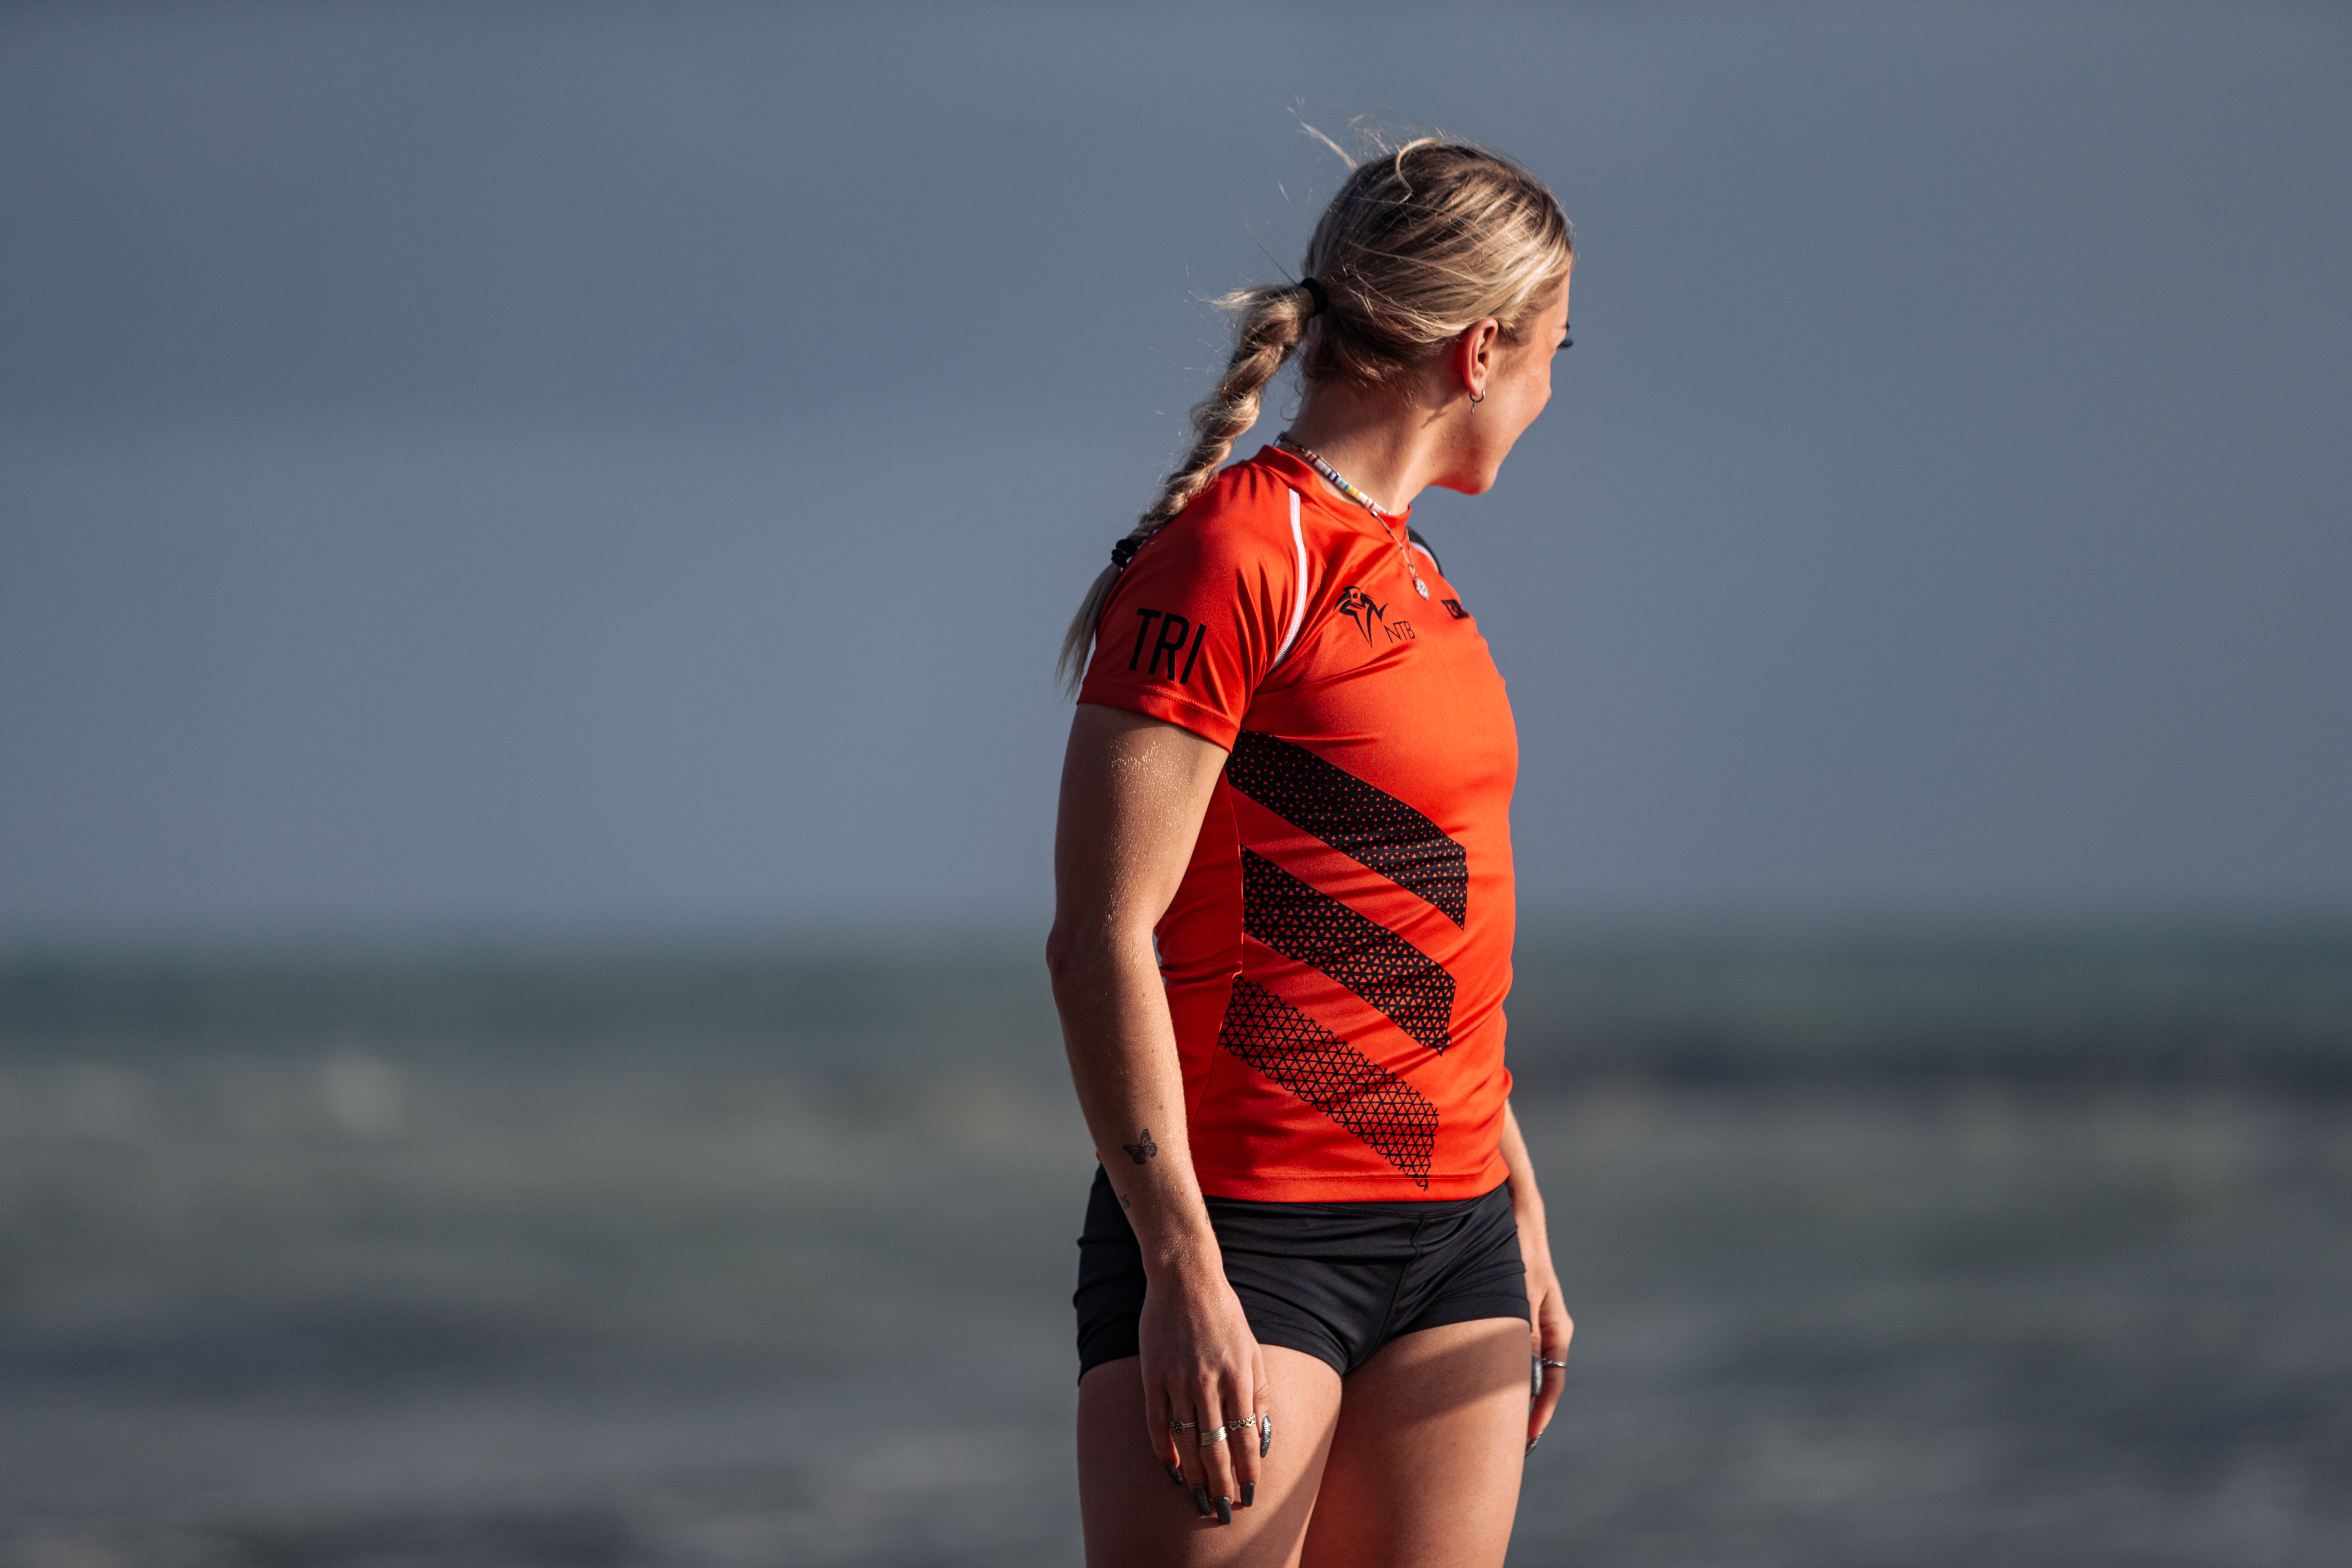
[1301,1318,1530,1568]
[1078,1346,1344,1568]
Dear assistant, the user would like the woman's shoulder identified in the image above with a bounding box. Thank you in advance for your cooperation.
[1152,449,1299,557]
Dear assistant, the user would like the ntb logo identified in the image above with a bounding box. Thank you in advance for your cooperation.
[1339,586,1415,647]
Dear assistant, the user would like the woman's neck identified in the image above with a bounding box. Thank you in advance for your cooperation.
[1279,370,1459,516]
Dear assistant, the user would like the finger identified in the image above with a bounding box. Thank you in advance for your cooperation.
[1191,1383,1237,1523]
[1526,1291,1546,1399]
[1234,1346,1269,1503]
[1529,1306,1574,1445]
[1223,1363,1260,1504]
[1530,1362,1564,1441]
[1143,1377,1186,1488]
[1257,1347,1276,1463]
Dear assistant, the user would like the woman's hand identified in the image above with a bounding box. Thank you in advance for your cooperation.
[1139,1267,1269,1522]
[1519,1208,1573,1450]
[1498,1100,1573,1451]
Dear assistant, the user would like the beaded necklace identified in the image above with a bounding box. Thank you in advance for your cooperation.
[1274,431,1430,600]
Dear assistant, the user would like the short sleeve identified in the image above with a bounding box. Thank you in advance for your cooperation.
[1076,479,1302,750]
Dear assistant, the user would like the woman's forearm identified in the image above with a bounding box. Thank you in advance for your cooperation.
[1049,925,1220,1280]
[1499,1099,1550,1248]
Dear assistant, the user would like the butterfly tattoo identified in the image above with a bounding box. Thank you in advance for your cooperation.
[1122,1128,1159,1165]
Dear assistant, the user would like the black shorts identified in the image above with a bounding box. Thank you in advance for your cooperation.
[1074,1165,1529,1380]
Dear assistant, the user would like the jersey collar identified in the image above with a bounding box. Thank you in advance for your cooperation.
[1251,445,1415,535]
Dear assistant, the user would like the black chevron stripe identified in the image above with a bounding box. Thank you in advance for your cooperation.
[1216,977,1436,1186]
[1241,850,1453,1053]
[1225,731,1468,927]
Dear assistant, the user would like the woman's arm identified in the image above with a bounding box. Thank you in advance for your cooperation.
[1499,1100,1574,1449]
[1046,701,1264,1519]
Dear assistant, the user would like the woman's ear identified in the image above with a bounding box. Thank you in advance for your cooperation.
[1455,318,1503,402]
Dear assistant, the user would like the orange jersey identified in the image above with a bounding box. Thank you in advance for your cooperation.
[1079,445,1517,1201]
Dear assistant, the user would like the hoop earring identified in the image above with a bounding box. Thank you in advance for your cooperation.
[1470,390,1485,406]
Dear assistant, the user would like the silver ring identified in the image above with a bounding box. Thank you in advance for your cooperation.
[1198,1424,1229,1445]
[1220,1417,1257,1436]
[1539,1358,1568,1368]
[1171,1419,1196,1435]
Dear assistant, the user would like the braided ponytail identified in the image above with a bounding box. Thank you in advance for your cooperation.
[1055,280,1318,691]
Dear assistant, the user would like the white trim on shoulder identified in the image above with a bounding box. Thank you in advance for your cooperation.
[1269,488,1311,668]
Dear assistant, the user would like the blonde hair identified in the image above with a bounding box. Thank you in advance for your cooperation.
[1058,133,1574,690]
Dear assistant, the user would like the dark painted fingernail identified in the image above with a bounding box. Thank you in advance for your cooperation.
[1193,1483,1213,1517]
[1164,1459,1184,1487]
[1240,1481,1255,1508]
[1215,1495,1233,1525]
[1260,1415,1274,1458]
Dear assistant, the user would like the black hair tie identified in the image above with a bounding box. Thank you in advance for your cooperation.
[1299,276,1329,318]
[1110,538,1141,571]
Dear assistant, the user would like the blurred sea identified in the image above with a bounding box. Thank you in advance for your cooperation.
[3,927,2347,1567]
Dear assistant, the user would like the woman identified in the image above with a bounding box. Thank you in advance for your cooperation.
[1046,136,1575,1566]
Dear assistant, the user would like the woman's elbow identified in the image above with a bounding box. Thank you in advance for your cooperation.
[1044,921,1099,991]
[1044,919,1134,998]
[1044,924,1077,988]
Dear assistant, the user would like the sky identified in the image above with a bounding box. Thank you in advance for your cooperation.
[3,0,2348,942]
